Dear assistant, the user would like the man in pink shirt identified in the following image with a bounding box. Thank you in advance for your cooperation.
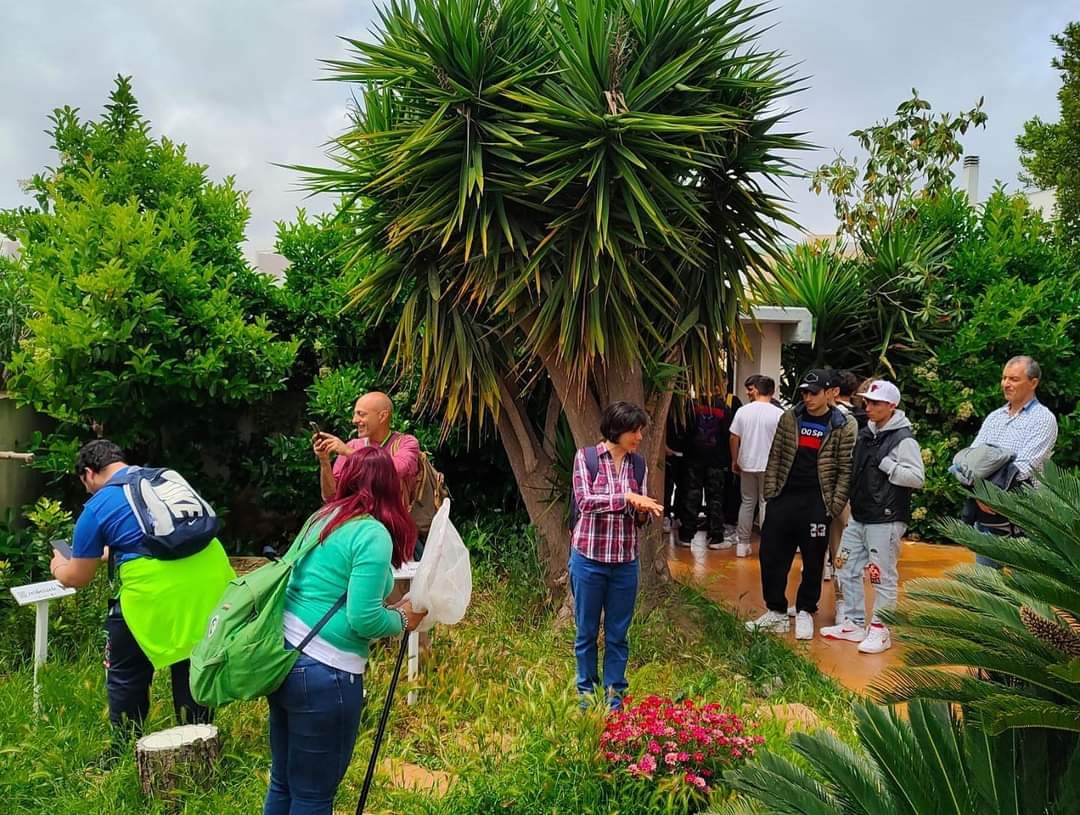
[313,391,420,504]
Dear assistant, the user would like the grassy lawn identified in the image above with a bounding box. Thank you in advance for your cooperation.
[0,538,853,814]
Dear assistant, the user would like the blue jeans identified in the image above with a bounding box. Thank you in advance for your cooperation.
[263,653,366,815]
[568,549,639,706]
[973,522,1005,569]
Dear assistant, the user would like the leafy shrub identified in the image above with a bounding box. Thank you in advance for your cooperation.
[602,695,762,795]
[0,77,296,509]
[0,255,31,378]
[901,190,1080,535]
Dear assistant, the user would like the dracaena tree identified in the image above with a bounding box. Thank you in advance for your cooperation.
[300,0,805,590]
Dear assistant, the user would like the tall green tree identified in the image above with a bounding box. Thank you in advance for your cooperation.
[300,0,805,589]
[0,76,297,489]
[811,90,987,241]
[1018,21,1080,245]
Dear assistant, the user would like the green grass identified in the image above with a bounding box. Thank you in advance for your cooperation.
[0,553,853,814]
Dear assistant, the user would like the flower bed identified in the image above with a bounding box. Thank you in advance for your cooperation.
[600,695,763,791]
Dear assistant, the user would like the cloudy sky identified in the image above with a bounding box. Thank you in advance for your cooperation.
[2,1,1074,260]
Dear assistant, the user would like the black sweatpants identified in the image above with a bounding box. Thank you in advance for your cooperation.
[104,599,212,736]
[759,489,830,614]
[677,460,727,541]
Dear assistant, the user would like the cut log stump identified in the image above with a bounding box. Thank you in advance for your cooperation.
[135,724,221,796]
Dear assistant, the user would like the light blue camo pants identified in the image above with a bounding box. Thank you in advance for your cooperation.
[835,520,906,627]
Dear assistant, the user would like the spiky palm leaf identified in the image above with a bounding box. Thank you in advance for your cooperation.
[871,463,1080,735]
[715,701,1080,815]
[298,0,805,428]
[754,241,865,362]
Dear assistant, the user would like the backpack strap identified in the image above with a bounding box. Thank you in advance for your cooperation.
[293,591,349,655]
[630,453,646,495]
[101,466,148,582]
[583,445,600,483]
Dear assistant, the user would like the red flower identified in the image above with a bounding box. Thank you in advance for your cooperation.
[600,695,763,791]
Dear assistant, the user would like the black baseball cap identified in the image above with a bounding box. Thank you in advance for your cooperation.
[798,368,835,394]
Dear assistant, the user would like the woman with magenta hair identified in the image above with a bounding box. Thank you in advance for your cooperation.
[263,446,427,815]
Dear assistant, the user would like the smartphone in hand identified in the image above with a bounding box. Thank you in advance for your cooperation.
[309,421,322,437]
[51,539,73,559]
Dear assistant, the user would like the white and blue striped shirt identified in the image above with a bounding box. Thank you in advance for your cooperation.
[972,397,1058,481]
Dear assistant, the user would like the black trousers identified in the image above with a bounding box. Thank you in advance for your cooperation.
[663,455,684,517]
[105,599,212,735]
[759,489,830,614]
[677,460,727,541]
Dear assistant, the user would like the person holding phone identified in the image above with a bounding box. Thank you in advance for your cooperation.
[311,391,420,506]
[51,539,73,560]
[50,439,234,759]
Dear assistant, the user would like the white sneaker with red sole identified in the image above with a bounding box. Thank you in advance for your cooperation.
[820,620,867,642]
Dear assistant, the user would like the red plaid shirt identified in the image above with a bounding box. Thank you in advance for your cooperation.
[571,443,648,564]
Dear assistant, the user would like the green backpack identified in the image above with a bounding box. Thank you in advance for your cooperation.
[189,523,345,708]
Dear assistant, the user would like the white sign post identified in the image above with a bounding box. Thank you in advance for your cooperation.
[391,561,420,705]
[10,580,76,713]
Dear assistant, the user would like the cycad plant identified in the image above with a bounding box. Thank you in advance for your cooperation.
[872,462,1080,734]
[721,465,1080,814]
[716,700,1080,815]
[298,0,806,587]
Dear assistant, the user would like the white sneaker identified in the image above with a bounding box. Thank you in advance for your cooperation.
[820,620,867,642]
[858,623,891,653]
[745,610,789,634]
[735,542,751,558]
[707,536,732,550]
[794,611,814,640]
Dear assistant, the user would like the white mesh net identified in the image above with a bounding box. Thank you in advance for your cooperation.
[408,499,471,631]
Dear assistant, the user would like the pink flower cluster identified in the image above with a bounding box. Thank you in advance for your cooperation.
[600,695,763,791]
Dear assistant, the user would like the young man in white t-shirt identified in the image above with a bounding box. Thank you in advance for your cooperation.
[728,375,785,557]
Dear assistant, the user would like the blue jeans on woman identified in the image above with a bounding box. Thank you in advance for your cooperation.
[568,548,639,708]
[263,653,366,815]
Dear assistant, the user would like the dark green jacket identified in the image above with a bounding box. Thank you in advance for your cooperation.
[763,404,857,518]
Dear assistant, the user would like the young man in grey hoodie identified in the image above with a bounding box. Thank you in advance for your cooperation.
[821,380,924,653]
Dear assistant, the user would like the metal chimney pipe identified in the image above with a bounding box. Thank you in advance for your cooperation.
[963,155,980,205]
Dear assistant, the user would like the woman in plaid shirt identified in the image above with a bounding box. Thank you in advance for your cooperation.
[570,402,664,710]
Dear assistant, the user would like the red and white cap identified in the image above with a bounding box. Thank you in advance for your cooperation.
[857,380,901,405]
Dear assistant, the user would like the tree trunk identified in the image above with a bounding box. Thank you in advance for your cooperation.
[638,390,675,597]
[494,363,674,600]
[135,724,221,797]
[494,386,567,592]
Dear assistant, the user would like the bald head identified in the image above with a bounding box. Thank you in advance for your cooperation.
[352,391,394,441]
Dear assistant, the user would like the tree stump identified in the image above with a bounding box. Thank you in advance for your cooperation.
[135,724,221,796]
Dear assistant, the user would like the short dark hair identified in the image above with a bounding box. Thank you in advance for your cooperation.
[744,374,761,389]
[599,401,650,442]
[836,370,859,397]
[74,439,126,476]
[753,375,776,396]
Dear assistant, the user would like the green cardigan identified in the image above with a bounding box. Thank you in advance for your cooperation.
[284,515,404,658]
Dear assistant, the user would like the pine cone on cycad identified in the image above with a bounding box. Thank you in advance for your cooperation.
[1019,605,1080,657]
